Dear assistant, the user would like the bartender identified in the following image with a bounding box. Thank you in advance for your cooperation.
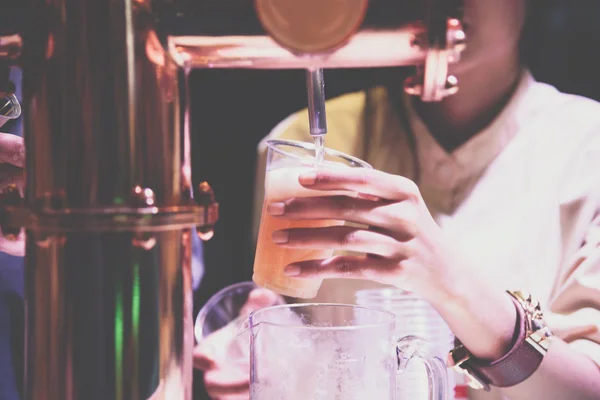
[195,1,600,399]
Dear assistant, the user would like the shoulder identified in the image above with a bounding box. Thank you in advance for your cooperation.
[508,77,600,174]
[518,80,600,147]
[520,81,600,204]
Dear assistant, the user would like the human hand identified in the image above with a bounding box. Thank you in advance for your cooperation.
[193,288,281,400]
[0,132,24,256]
[267,167,524,362]
[266,167,464,302]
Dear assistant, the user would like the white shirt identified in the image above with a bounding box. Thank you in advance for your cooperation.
[254,70,600,399]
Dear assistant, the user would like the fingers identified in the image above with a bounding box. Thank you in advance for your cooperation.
[149,372,248,400]
[239,288,281,318]
[0,163,24,195]
[209,394,248,400]
[0,133,24,167]
[194,288,280,381]
[193,345,216,371]
[0,234,25,256]
[298,168,419,202]
[557,324,599,344]
[204,368,249,399]
[267,196,418,240]
[283,255,398,282]
[272,225,409,259]
[195,348,251,399]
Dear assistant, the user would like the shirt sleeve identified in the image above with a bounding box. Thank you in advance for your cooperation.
[546,209,600,364]
[546,133,600,365]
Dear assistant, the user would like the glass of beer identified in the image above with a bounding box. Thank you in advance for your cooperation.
[253,139,372,298]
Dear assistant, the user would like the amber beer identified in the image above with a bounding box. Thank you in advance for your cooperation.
[253,140,371,298]
[253,166,343,298]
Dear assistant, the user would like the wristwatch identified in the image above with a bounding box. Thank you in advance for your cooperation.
[447,290,554,391]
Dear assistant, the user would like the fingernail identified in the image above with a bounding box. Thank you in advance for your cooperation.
[299,171,317,186]
[267,202,285,216]
[271,230,289,244]
[284,264,301,276]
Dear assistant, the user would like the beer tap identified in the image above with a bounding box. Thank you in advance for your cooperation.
[306,68,327,140]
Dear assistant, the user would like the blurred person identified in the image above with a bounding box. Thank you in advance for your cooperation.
[0,132,25,400]
[0,66,26,400]
[195,1,600,399]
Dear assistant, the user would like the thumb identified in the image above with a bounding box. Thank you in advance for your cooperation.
[0,133,24,168]
[193,344,216,371]
[239,288,282,318]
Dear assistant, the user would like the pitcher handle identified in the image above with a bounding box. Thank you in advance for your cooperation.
[396,335,449,400]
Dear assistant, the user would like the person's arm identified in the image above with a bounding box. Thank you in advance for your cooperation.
[0,132,24,256]
[422,170,600,399]
[505,207,600,400]
[271,163,600,399]
[428,242,600,400]
[432,138,600,400]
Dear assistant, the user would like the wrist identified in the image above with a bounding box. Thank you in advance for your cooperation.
[426,276,518,361]
[449,291,554,390]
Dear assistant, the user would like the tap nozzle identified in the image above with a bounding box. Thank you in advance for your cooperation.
[305,68,327,137]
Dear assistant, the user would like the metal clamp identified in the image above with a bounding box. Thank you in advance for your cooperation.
[404,18,466,102]
[0,183,219,236]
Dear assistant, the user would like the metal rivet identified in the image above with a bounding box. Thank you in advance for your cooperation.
[132,233,157,250]
[403,75,423,96]
[131,186,156,208]
[195,182,217,241]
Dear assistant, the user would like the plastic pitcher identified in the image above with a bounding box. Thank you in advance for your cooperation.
[356,289,456,399]
[247,303,448,400]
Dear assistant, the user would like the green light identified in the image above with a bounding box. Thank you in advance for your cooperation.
[131,262,141,399]
[114,282,124,400]
[132,263,140,336]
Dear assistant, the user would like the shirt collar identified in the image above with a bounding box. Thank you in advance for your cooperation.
[400,69,537,213]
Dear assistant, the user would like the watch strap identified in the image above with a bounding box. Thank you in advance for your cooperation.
[450,293,548,390]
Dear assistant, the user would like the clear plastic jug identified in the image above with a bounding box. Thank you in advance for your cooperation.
[247,303,448,400]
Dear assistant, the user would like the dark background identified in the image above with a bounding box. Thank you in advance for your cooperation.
[188,0,600,398]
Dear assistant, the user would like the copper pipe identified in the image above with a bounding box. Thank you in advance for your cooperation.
[170,25,426,70]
